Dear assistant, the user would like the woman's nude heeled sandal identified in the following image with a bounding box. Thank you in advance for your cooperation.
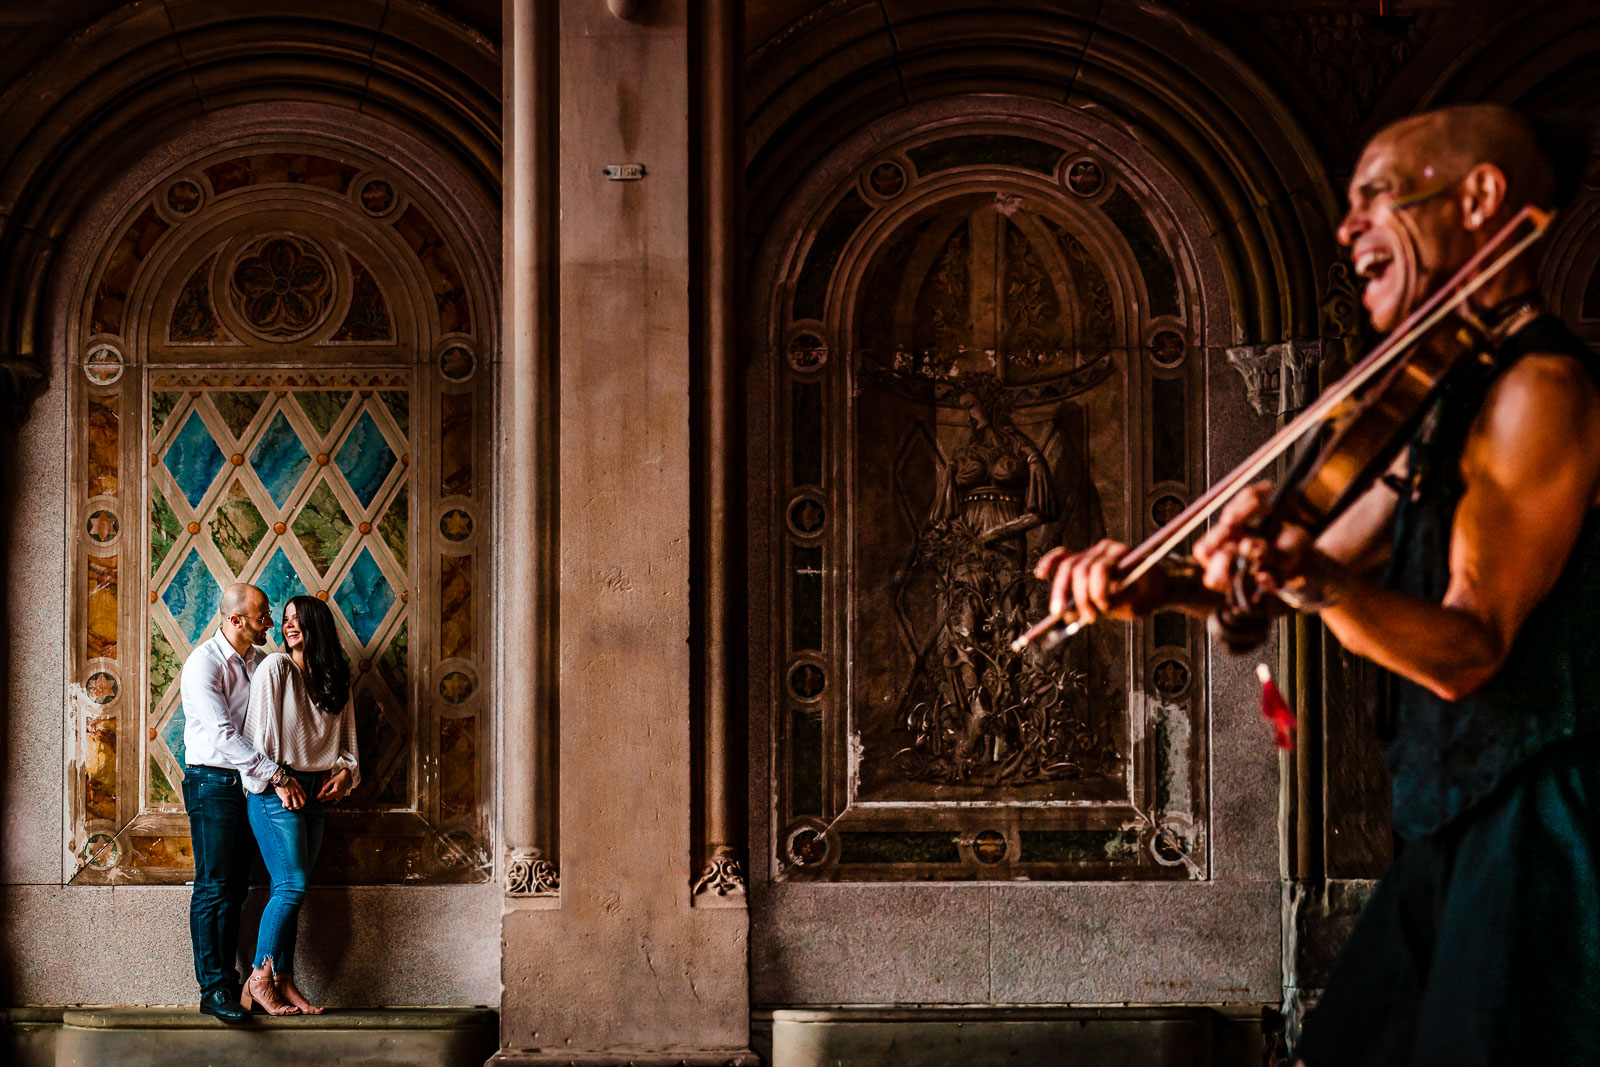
[278,974,324,1015]
[240,959,300,1016]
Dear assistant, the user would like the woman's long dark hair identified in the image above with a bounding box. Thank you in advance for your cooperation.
[284,594,350,715]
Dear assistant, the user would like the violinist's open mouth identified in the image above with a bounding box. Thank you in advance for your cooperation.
[1354,248,1393,284]
[1354,247,1397,315]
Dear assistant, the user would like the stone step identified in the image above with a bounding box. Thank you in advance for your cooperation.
[6,1006,497,1067]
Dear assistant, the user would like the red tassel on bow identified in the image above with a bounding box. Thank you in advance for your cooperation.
[1257,663,1295,751]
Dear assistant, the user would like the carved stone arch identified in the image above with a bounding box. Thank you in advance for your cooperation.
[0,0,498,417]
[1406,5,1600,348]
[1542,189,1600,349]
[123,179,430,359]
[745,2,1336,344]
[57,103,497,887]
[819,162,1151,368]
[751,97,1230,885]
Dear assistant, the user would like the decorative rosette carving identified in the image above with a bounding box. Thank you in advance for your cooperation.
[230,235,336,340]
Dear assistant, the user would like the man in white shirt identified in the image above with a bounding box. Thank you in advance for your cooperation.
[179,582,305,1022]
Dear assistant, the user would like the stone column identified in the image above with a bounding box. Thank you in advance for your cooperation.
[501,0,559,898]
[495,1,751,1061]
[690,0,746,905]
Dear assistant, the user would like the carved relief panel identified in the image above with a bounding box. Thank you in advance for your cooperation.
[761,121,1209,881]
[69,149,492,884]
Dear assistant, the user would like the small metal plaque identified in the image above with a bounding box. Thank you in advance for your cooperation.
[603,163,645,181]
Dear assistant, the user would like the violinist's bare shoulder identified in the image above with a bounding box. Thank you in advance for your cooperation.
[1464,350,1600,508]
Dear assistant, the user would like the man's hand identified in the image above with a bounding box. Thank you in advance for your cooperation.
[1033,539,1166,626]
[1193,482,1322,600]
[275,777,307,811]
[317,767,354,804]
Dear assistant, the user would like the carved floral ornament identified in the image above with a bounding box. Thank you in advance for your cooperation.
[229,234,336,341]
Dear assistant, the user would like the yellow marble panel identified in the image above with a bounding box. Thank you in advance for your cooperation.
[439,716,476,821]
[87,395,119,498]
[440,554,472,659]
[440,392,472,497]
[87,554,117,660]
[85,716,117,820]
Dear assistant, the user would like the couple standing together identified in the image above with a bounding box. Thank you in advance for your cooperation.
[182,583,361,1022]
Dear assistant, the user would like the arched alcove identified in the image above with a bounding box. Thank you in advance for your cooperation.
[61,116,498,887]
[752,101,1223,884]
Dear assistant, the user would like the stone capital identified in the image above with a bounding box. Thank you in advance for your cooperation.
[1224,339,1325,417]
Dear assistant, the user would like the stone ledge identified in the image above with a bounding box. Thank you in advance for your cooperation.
[62,1006,494,1030]
[6,1006,497,1067]
[754,1006,1267,1067]
[488,1050,757,1066]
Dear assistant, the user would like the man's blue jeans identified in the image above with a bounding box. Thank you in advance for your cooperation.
[182,764,258,997]
[245,770,325,974]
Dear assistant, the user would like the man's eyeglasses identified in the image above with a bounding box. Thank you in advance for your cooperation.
[231,613,274,625]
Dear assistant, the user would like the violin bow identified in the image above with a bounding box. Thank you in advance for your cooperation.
[1013,204,1552,652]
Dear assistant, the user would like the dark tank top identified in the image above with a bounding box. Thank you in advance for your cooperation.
[1382,313,1600,840]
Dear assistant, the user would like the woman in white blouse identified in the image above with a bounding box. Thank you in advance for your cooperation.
[240,594,359,1015]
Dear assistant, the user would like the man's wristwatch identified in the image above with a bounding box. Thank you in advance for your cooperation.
[268,766,290,788]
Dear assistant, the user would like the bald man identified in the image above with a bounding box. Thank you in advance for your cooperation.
[1038,106,1600,1063]
[180,583,303,1022]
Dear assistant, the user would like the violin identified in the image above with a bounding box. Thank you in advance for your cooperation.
[1013,204,1554,654]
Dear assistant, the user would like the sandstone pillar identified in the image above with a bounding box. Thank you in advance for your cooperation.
[496,1,751,1061]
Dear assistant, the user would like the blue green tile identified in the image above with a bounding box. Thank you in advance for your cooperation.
[163,412,225,509]
[158,704,186,768]
[250,411,311,507]
[334,411,396,508]
[254,546,306,624]
[162,547,222,645]
[334,546,394,646]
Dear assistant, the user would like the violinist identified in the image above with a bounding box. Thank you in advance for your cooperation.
[1035,105,1600,1065]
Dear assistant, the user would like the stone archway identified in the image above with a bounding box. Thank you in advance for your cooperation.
[64,122,498,888]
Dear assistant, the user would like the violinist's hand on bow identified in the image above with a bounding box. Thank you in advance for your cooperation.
[1033,539,1168,627]
[1192,481,1319,604]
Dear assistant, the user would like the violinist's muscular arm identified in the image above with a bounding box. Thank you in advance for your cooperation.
[1313,354,1600,699]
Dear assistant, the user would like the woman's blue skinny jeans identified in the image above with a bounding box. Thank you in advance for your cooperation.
[245,769,325,974]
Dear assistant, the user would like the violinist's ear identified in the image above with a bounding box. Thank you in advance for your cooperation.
[1459,162,1508,231]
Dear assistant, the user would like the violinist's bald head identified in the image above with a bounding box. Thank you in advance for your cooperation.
[1363,105,1556,215]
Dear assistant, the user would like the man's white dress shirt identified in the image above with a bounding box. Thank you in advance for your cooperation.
[180,630,281,781]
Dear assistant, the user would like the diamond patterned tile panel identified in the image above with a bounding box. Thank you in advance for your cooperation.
[250,411,312,508]
[377,621,407,702]
[209,480,268,576]
[149,622,180,707]
[293,479,354,576]
[149,757,179,805]
[379,390,409,437]
[213,391,268,441]
[296,390,352,439]
[158,703,187,769]
[254,546,307,620]
[334,546,395,646]
[163,411,225,509]
[379,485,408,568]
[335,411,397,508]
[150,483,183,576]
[151,391,182,437]
[162,547,222,646]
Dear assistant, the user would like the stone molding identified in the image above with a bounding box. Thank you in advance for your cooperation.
[1225,339,1326,418]
[692,845,747,901]
[505,847,559,897]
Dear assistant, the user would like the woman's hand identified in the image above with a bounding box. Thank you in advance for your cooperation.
[317,766,354,804]
[275,777,307,811]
